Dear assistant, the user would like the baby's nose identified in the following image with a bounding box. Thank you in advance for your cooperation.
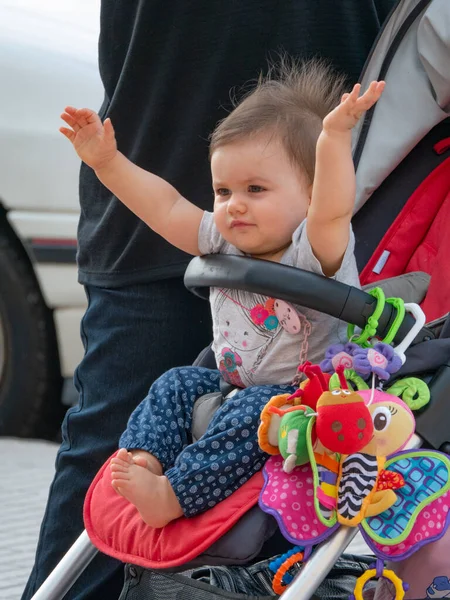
[227,194,247,212]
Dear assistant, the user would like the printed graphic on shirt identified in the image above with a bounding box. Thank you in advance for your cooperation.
[213,289,311,387]
[427,576,450,598]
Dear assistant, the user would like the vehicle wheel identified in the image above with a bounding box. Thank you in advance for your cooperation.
[0,218,64,439]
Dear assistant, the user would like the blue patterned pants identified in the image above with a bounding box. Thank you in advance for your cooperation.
[119,366,294,517]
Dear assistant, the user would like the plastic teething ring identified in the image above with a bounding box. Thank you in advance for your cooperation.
[352,567,406,600]
[272,551,304,595]
[347,288,385,347]
[381,297,406,345]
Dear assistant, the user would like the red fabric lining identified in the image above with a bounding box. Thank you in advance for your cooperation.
[434,138,450,155]
[420,194,450,321]
[83,451,263,569]
[360,157,450,322]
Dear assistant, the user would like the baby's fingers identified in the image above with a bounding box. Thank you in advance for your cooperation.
[341,83,361,107]
[60,111,79,131]
[356,81,385,111]
[349,83,362,102]
[59,126,76,142]
[64,106,100,129]
[103,117,116,140]
[63,106,78,116]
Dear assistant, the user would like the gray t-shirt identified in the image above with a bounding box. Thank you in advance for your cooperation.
[198,211,360,387]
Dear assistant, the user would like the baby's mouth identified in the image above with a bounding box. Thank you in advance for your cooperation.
[230,220,254,228]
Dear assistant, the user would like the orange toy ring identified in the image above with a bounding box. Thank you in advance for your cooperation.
[272,551,305,595]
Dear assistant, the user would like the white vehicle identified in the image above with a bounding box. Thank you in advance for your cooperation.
[0,0,103,437]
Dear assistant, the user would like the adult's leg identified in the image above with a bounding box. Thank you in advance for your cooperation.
[22,278,211,600]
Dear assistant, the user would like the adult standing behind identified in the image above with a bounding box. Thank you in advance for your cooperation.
[23,1,395,598]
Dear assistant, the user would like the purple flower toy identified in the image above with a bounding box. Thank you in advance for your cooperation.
[353,342,402,381]
[320,342,360,374]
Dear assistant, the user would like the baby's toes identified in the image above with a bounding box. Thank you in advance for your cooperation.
[110,458,129,472]
[132,455,149,469]
[111,468,129,481]
[116,448,133,463]
[111,480,125,497]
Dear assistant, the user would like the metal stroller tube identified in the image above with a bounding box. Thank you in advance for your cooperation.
[30,530,97,600]
[281,527,359,600]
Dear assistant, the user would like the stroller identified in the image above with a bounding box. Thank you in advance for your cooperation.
[30,0,450,598]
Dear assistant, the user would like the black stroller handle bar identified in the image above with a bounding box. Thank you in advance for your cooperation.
[184,255,433,345]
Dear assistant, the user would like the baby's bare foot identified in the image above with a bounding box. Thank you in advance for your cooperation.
[110,448,182,528]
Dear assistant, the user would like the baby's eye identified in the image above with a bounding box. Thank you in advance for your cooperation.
[216,188,231,197]
[248,185,265,193]
[226,320,230,326]
[244,331,249,336]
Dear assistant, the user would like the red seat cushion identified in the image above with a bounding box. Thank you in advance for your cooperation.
[83,451,263,569]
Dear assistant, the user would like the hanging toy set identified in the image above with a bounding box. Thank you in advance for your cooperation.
[257,290,450,599]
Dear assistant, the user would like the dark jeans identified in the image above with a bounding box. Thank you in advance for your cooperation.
[22,279,212,600]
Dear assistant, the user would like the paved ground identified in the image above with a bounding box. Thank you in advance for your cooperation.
[0,438,58,600]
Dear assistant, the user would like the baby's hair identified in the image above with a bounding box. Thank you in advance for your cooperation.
[210,56,348,184]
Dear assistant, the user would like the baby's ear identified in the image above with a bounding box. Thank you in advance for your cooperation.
[258,394,294,454]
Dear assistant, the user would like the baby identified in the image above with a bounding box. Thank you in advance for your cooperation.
[60,59,384,529]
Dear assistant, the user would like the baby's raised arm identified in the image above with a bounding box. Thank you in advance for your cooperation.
[307,81,385,276]
[60,107,203,256]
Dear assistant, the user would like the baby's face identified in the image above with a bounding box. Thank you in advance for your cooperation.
[211,135,310,262]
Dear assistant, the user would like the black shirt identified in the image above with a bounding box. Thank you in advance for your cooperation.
[77,0,395,287]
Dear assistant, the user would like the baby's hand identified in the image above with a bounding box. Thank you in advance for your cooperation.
[323,81,385,134]
[60,107,117,171]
